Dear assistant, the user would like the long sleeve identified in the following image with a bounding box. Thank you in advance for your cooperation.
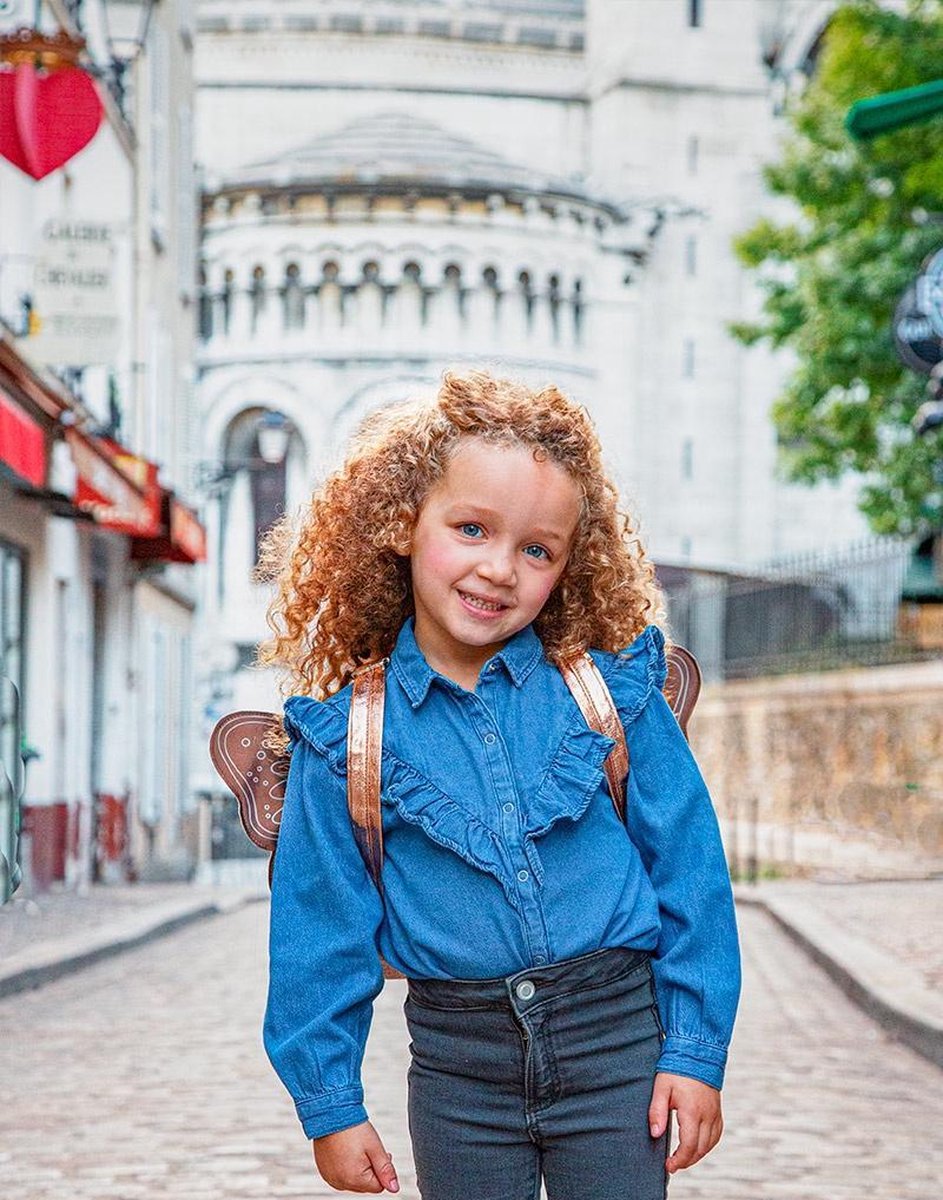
[624,688,742,1091]
[263,724,385,1139]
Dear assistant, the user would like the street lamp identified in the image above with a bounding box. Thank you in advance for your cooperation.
[256,410,291,466]
[195,409,292,494]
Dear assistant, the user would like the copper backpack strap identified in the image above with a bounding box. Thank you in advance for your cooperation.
[558,653,630,823]
[347,660,388,894]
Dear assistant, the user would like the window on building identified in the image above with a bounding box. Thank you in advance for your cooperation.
[249,266,266,334]
[572,278,584,343]
[681,437,694,480]
[198,264,212,340]
[283,263,305,330]
[685,235,697,277]
[221,269,234,336]
[682,338,696,378]
[0,540,26,813]
[548,274,561,342]
[518,270,535,329]
[688,0,702,28]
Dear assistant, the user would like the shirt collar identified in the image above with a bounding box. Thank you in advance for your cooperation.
[390,616,544,709]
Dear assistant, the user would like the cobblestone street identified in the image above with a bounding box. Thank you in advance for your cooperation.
[1,901,940,1200]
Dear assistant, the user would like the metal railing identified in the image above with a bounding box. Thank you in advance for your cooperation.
[663,538,939,681]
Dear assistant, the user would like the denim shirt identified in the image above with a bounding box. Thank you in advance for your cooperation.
[263,619,741,1140]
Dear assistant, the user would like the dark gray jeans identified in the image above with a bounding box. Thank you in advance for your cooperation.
[404,946,670,1200]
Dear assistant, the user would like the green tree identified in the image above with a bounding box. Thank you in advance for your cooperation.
[733,0,943,535]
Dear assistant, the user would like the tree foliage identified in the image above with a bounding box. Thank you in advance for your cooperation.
[733,0,943,535]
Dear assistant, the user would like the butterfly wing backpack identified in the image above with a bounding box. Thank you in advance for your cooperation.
[209,643,702,981]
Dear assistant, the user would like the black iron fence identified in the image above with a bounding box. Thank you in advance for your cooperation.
[661,537,941,681]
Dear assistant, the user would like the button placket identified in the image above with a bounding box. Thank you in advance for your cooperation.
[465,688,551,967]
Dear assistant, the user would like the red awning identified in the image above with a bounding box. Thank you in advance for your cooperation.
[131,491,207,564]
[65,427,162,538]
[0,387,46,487]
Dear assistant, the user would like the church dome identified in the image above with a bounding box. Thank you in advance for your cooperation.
[216,109,612,212]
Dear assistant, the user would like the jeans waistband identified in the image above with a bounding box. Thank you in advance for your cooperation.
[406,945,651,1013]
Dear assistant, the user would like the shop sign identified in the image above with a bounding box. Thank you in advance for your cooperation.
[28,219,120,366]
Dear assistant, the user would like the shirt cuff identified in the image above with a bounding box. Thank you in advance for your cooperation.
[656,1033,728,1091]
[296,1085,368,1140]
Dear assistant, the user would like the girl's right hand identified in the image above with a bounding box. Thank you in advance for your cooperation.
[312,1121,400,1193]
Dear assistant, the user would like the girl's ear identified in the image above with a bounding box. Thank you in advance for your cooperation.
[385,509,413,556]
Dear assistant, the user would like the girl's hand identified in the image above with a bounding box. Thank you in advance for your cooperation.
[312,1121,400,1193]
[648,1071,723,1173]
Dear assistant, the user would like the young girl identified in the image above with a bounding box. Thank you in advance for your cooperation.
[258,370,741,1199]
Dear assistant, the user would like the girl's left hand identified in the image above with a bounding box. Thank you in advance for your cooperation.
[648,1071,723,1173]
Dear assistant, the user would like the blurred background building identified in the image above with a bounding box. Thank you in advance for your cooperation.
[0,0,204,896]
[191,0,873,741]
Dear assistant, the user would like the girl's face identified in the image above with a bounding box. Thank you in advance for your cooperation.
[408,437,582,684]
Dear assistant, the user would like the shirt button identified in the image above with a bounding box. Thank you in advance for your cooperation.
[503,803,515,814]
[517,869,529,882]
[534,955,547,965]
[483,732,496,745]
[516,979,535,1000]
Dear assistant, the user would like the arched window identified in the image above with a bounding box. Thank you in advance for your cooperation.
[548,274,561,342]
[283,263,305,330]
[221,269,234,336]
[518,270,534,329]
[572,278,584,343]
[222,409,296,568]
[249,266,266,334]
[198,264,212,340]
[482,265,500,321]
[443,263,465,320]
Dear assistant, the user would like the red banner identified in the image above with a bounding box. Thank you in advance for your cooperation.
[0,387,45,487]
[169,497,207,563]
[65,427,162,537]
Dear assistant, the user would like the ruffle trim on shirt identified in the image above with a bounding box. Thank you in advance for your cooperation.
[282,694,349,778]
[380,752,522,912]
[523,720,615,882]
[596,623,668,728]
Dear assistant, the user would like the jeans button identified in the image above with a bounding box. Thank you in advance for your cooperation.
[516,979,535,1000]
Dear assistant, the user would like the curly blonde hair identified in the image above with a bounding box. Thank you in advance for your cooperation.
[257,369,667,704]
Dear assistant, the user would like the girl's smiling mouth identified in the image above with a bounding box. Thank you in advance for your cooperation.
[458,590,509,615]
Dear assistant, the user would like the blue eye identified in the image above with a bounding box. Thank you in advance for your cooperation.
[459,523,484,538]
[524,544,550,560]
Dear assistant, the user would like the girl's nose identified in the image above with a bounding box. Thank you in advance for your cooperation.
[477,546,516,586]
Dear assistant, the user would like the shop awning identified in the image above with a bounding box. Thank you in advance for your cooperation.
[0,387,45,487]
[65,427,163,538]
[131,491,207,563]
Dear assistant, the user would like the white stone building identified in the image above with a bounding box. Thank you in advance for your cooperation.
[192,0,870,725]
[0,0,203,894]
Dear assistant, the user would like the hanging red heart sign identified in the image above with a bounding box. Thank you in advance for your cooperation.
[0,62,103,181]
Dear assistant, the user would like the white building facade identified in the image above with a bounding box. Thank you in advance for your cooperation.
[192,0,868,724]
[0,0,204,895]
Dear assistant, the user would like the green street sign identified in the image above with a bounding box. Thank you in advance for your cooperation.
[846,79,943,139]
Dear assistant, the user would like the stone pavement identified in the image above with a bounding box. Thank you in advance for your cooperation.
[734,878,943,1070]
[2,897,942,1199]
[3,870,940,1070]
[0,875,268,999]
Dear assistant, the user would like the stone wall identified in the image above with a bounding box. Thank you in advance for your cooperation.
[690,660,943,880]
